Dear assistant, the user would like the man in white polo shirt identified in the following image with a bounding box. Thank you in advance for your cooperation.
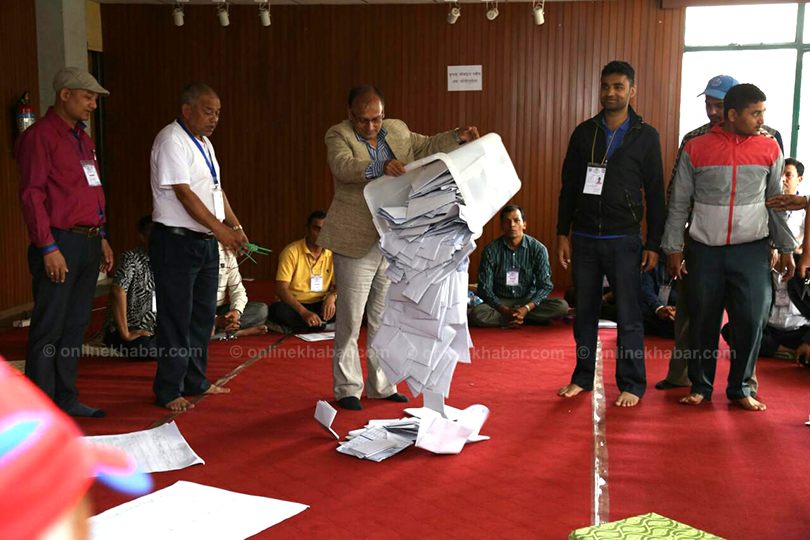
[149,82,248,412]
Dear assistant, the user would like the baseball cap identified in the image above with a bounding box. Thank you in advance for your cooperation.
[52,67,110,96]
[698,75,739,99]
[0,359,151,540]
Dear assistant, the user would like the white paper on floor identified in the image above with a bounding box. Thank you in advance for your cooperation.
[89,481,308,540]
[83,421,203,474]
[415,404,490,455]
[364,133,521,399]
[314,400,339,439]
[295,331,335,342]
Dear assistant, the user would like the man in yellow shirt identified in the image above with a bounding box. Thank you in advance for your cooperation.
[268,211,336,332]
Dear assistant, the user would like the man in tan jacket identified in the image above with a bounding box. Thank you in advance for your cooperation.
[319,85,480,410]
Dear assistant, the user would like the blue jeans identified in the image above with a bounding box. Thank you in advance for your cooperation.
[570,234,646,397]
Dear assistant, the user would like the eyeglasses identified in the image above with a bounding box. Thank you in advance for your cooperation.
[353,114,384,126]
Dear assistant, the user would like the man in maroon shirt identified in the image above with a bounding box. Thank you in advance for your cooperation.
[16,67,114,418]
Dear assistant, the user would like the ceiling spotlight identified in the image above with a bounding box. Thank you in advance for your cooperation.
[216,2,230,27]
[447,3,461,25]
[256,0,271,26]
[486,2,499,21]
[173,1,188,27]
[533,1,545,26]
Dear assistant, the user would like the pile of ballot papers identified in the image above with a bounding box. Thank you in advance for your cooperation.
[366,134,521,399]
[370,159,475,398]
[336,419,419,462]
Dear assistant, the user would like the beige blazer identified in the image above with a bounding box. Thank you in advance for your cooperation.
[318,119,459,258]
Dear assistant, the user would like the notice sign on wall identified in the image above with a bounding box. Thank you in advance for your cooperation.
[447,65,483,92]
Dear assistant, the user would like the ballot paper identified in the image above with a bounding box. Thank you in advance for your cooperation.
[314,400,339,439]
[89,481,308,540]
[415,404,490,455]
[365,133,521,399]
[295,331,335,342]
[83,421,203,474]
[337,425,413,462]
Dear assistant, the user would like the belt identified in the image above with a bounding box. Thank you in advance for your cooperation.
[154,222,213,240]
[70,225,102,237]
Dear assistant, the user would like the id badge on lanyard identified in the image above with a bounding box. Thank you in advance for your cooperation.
[81,160,102,186]
[506,269,520,287]
[584,163,606,195]
[311,274,324,293]
[212,185,226,221]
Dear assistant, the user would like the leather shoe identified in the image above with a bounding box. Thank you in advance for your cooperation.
[383,393,409,403]
[337,396,362,410]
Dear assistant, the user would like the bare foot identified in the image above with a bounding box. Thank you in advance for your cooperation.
[236,325,268,338]
[679,393,705,406]
[615,391,640,407]
[558,384,585,398]
[203,384,230,395]
[736,396,767,411]
[164,397,194,411]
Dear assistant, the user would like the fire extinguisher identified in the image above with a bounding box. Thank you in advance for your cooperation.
[15,92,36,134]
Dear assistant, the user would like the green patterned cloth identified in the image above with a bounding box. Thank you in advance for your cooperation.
[569,513,725,539]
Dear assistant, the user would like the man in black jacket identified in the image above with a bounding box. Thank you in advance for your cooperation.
[556,61,665,407]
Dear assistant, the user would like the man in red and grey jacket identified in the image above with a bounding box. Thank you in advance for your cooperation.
[663,83,796,412]
[16,67,114,418]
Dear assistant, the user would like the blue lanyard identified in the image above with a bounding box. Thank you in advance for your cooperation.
[177,119,218,185]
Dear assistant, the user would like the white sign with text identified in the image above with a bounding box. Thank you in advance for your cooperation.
[447,65,483,91]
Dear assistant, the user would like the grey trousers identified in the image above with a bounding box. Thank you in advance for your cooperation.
[332,244,397,401]
[663,274,758,394]
[469,297,569,327]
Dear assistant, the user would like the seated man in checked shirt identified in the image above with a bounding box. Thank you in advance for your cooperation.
[470,205,569,328]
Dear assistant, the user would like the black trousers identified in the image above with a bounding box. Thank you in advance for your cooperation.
[759,325,810,357]
[150,226,219,406]
[103,329,158,360]
[686,239,770,400]
[642,312,675,339]
[570,234,646,397]
[26,228,101,410]
[268,300,335,332]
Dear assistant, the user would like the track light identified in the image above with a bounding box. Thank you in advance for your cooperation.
[216,2,230,27]
[486,1,499,21]
[447,3,461,25]
[173,1,187,27]
[256,0,271,26]
[173,7,184,26]
[533,1,545,26]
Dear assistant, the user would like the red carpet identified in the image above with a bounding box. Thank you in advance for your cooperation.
[3,282,809,538]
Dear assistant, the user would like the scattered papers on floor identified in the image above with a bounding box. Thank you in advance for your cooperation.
[336,397,490,461]
[365,134,521,398]
[415,404,490,454]
[89,481,308,540]
[336,422,414,462]
[295,331,335,342]
[315,400,339,439]
[83,421,203,474]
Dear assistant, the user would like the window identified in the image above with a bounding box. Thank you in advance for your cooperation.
[680,3,809,164]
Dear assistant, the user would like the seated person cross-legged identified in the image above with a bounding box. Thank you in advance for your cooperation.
[470,205,569,328]
[212,242,268,340]
[640,257,677,339]
[268,211,337,333]
[103,216,159,359]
